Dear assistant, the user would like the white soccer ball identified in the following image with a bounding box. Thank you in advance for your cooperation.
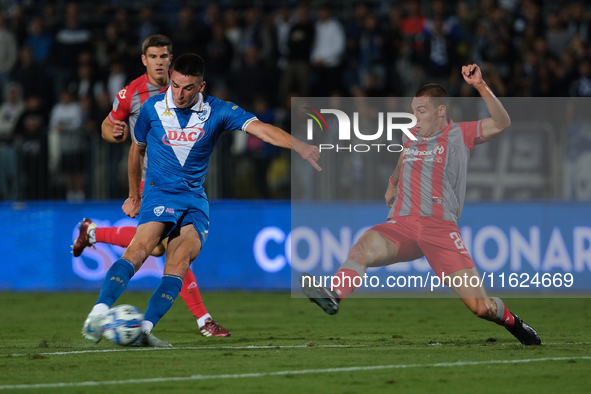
[102,304,143,346]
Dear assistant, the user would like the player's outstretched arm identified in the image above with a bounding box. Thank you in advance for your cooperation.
[461,64,511,140]
[245,120,322,171]
[101,116,129,143]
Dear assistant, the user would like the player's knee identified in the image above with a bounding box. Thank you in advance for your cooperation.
[348,243,372,267]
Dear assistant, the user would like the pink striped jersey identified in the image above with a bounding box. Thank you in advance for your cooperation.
[388,119,490,223]
[109,73,169,181]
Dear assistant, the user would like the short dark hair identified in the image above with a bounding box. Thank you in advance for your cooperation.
[142,34,173,55]
[172,53,206,80]
[415,83,449,108]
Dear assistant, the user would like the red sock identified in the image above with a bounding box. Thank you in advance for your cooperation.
[95,226,136,248]
[497,305,515,327]
[179,269,208,319]
[332,268,362,300]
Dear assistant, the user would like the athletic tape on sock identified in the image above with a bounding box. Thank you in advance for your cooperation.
[340,260,366,277]
[491,297,505,322]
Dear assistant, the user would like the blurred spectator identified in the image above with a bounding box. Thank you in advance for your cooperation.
[224,8,243,71]
[50,3,93,102]
[105,60,127,101]
[239,6,275,68]
[247,96,281,199]
[95,22,129,73]
[69,63,105,102]
[205,23,234,93]
[0,83,25,200]
[569,58,591,97]
[382,5,404,96]
[546,11,571,59]
[274,4,294,70]
[400,0,426,54]
[137,6,165,52]
[228,45,271,105]
[170,6,202,56]
[310,4,345,96]
[14,94,49,200]
[10,46,48,101]
[566,1,591,46]
[280,2,315,101]
[7,4,28,46]
[24,17,54,66]
[0,11,18,98]
[357,13,385,93]
[49,89,86,201]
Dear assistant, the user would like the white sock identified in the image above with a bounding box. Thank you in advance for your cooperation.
[88,226,96,245]
[141,320,154,333]
[197,313,212,327]
[89,303,109,317]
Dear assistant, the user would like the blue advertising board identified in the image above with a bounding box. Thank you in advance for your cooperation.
[1,200,590,295]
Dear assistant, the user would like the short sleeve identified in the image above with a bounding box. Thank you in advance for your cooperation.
[109,87,132,123]
[459,120,489,150]
[220,100,257,131]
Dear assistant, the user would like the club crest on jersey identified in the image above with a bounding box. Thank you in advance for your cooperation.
[154,206,165,216]
[162,127,205,146]
[197,107,210,121]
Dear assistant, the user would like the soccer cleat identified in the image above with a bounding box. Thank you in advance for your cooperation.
[199,318,231,337]
[71,218,97,257]
[506,313,542,345]
[130,330,173,347]
[82,314,105,344]
[301,273,340,315]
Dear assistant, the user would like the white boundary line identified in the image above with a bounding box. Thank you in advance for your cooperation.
[8,344,385,357]
[8,341,591,358]
[1,356,590,390]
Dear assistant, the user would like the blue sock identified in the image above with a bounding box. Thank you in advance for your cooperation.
[96,258,135,307]
[144,275,183,328]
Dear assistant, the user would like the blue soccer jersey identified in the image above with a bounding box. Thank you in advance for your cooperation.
[132,89,257,235]
[133,90,257,196]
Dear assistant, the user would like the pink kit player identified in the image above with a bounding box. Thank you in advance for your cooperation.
[302,63,541,346]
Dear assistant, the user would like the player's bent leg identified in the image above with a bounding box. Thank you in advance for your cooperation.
[141,225,203,345]
[302,230,398,315]
[179,269,231,337]
[449,268,541,345]
[123,222,168,270]
[82,222,166,344]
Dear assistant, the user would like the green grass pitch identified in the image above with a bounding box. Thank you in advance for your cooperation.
[1,292,590,393]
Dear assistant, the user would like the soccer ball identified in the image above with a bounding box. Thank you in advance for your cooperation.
[102,304,143,346]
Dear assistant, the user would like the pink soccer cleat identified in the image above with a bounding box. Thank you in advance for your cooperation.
[199,318,231,337]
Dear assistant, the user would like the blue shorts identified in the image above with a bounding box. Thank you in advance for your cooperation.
[138,189,210,244]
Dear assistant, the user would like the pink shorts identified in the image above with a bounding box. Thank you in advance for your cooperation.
[371,215,475,278]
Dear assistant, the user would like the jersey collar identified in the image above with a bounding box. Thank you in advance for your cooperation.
[164,88,204,112]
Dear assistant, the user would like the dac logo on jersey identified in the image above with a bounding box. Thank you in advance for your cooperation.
[154,206,165,216]
[118,88,127,99]
[162,127,205,146]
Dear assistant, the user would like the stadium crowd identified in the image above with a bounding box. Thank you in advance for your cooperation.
[0,0,590,201]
